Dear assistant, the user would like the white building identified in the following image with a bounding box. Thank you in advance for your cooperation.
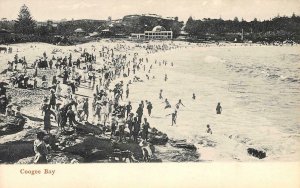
[131,26,173,40]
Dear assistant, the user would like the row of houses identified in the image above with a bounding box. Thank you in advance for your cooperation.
[73,25,176,40]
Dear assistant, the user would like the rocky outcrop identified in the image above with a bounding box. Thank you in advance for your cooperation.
[16,152,84,164]
[0,141,34,163]
[0,116,26,136]
[75,122,104,135]
[148,128,168,145]
[62,136,143,162]
[247,148,266,159]
[155,144,199,162]
[169,139,197,150]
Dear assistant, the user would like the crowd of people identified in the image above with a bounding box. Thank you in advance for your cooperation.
[0,41,223,163]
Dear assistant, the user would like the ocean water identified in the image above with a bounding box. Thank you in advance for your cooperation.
[129,44,300,161]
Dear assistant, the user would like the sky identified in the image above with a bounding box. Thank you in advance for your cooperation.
[0,0,299,22]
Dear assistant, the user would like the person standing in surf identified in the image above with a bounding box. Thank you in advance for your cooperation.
[216,102,222,114]
[175,99,185,109]
[159,89,163,99]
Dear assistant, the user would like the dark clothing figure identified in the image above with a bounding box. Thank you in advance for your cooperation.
[119,124,125,142]
[49,92,56,109]
[67,108,77,127]
[126,103,132,117]
[49,60,53,69]
[127,116,134,136]
[52,76,57,85]
[126,87,129,98]
[83,99,89,121]
[216,103,222,114]
[142,121,150,141]
[192,93,196,100]
[136,106,143,124]
[133,120,140,143]
[147,102,153,116]
[58,102,75,131]
[111,118,117,137]
[171,111,177,126]
[43,106,56,133]
[63,70,69,84]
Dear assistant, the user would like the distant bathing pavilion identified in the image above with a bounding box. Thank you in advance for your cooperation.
[131,26,173,40]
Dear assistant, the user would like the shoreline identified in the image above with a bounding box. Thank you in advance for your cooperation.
[1,41,299,163]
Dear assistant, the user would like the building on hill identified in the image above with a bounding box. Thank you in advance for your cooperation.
[74,28,86,36]
[131,25,173,40]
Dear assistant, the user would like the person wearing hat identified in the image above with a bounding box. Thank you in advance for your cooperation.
[33,132,48,164]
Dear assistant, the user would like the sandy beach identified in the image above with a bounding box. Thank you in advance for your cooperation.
[1,40,299,162]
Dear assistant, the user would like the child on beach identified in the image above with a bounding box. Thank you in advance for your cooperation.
[206,124,212,134]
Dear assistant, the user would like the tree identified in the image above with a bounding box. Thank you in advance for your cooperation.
[14,4,36,34]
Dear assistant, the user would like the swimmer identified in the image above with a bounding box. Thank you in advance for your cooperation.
[164,98,171,109]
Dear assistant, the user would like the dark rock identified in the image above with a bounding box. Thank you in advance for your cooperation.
[64,136,113,161]
[148,133,168,145]
[247,148,266,159]
[64,136,143,162]
[44,134,58,150]
[155,145,200,162]
[171,143,197,150]
[75,122,103,135]
[48,152,84,164]
[85,149,107,161]
[149,158,162,162]
[16,156,35,164]
[112,141,143,160]
[0,116,26,136]
[169,140,197,150]
[0,141,34,163]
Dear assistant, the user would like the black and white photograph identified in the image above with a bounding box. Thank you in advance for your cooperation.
[0,0,299,187]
